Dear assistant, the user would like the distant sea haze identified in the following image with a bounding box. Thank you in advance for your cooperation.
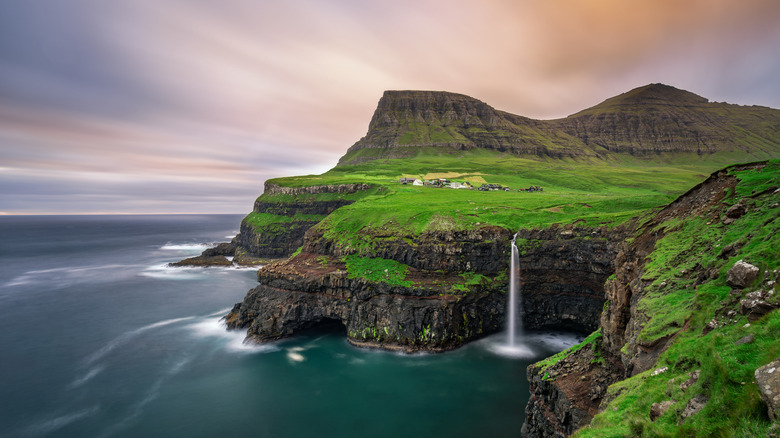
[0,214,579,438]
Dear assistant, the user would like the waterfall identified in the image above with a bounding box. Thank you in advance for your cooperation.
[486,233,535,358]
[507,233,522,346]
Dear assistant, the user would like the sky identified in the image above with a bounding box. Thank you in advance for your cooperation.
[1,0,779,214]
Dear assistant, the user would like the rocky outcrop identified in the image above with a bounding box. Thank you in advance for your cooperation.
[515,225,630,333]
[739,288,778,322]
[263,183,372,196]
[227,225,513,351]
[522,335,624,438]
[225,253,505,352]
[237,182,374,259]
[170,255,233,267]
[727,259,760,288]
[303,225,513,274]
[755,357,780,421]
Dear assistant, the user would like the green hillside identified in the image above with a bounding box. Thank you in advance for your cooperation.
[574,161,780,437]
[252,148,717,254]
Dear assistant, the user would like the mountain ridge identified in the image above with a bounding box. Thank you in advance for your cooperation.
[338,84,780,166]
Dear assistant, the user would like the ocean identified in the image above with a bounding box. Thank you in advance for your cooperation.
[0,215,581,438]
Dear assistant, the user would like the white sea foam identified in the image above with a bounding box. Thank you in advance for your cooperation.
[69,365,105,389]
[85,317,194,365]
[159,242,214,251]
[287,351,305,362]
[5,264,131,288]
[139,264,207,280]
[486,342,537,359]
[524,332,583,352]
[187,317,277,354]
[204,307,234,318]
[24,405,100,437]
[480,331,582,359]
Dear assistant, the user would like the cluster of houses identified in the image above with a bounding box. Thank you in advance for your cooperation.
[398,177,543,192]
[398,177,473,189]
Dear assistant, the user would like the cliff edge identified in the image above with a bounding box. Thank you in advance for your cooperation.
[523,161,780,437]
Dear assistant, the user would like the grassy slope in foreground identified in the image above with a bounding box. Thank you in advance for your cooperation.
[262,148,719,253]
[567,160,780,437]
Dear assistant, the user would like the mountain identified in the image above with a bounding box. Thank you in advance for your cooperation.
[338,84,780,165]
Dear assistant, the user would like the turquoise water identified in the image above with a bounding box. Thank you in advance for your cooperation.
[0,215,580,438]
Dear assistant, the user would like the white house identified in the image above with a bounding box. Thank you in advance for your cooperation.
[413,179,424,186]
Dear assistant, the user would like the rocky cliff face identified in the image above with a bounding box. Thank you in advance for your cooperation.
[551,84,780,158]
[338,85,780,166]
[516,224,631,333]
[337,90,599,165]
[227,220,629,352]
[227,226,514,351]
[599,167,739,374]
[225,253,506,352]
[522,161,780,437]
[237,182,374,259]
[304,225,513,273]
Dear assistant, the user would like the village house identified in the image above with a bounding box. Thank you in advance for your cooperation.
[398,177,416,184]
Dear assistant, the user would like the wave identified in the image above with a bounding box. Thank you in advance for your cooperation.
[204,307,234,318]
[4,264,131,288]
[23,405,100,437]
[139,264,208,280]
[84,317,194,366]
[159,242,214,251]
[69,365,105,389]
[140,262,258,280]
[186,317,277,354]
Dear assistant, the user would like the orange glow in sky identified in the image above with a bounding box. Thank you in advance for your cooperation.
[1,0,779,213]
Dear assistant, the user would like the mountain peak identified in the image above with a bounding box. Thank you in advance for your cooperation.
[336,85,780,166]
[586,83,709,110]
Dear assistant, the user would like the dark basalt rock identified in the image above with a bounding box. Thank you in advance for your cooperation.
[225,253,504,352]
[522,337,624,438]
[202,242,236,257]
[237,182,373,259]
[516,225,630,333]
[226,219,630,353]
[170,255,233,267]
[303,225,514,274]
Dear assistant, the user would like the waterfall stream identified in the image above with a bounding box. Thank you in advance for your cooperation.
[490,233,534,358]
[508,234,521,346]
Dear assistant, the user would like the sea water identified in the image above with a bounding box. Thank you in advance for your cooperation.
[0,215,582,438]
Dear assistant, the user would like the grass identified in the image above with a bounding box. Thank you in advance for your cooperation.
[450,272,490,293]
[571,160,780,437]
[535,329,603,373]
[265,149,716,252]
[343,255,414,287]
